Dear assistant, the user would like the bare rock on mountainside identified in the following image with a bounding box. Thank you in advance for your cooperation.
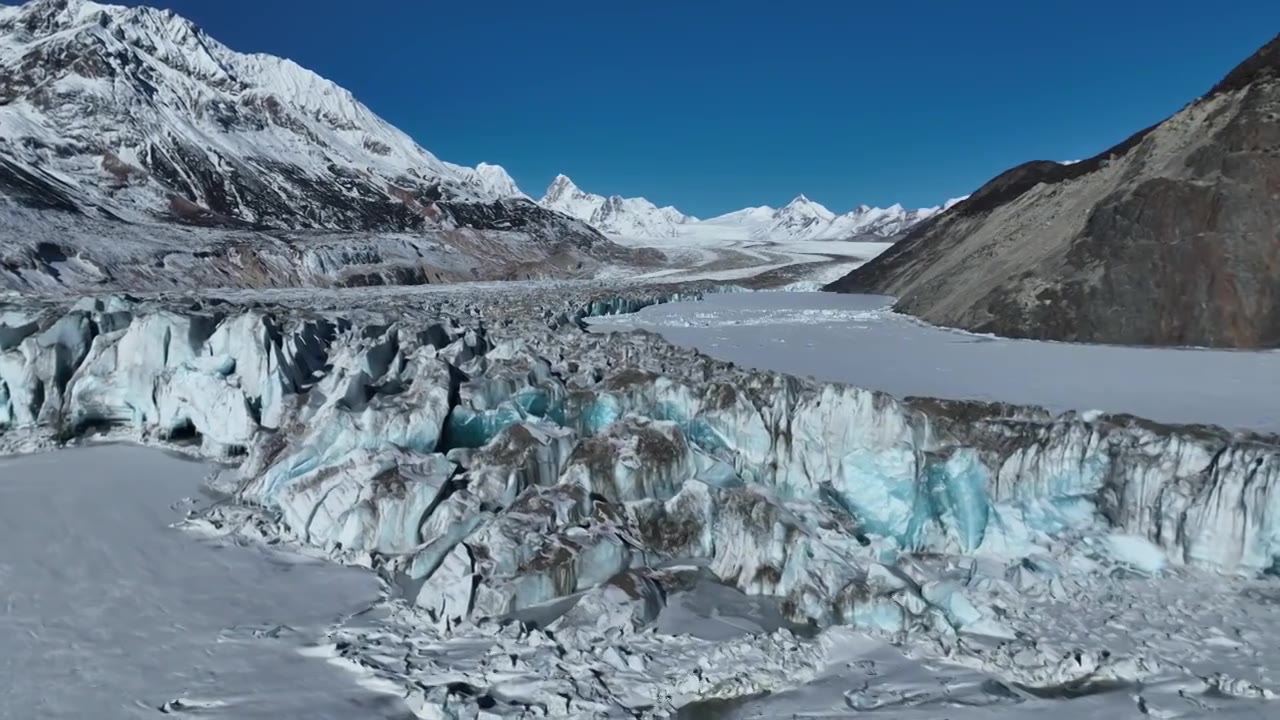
[827,33,1280,349]
[0,0,631,291]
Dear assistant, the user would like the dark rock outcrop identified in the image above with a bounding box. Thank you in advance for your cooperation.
[827,33,1280,349]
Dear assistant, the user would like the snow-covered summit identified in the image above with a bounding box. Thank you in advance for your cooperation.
[755,195,838,239]
[784,194,837,221]
[474,162,526,199]
[539,174,696,239]
[823,203,930,239]
[540,174,955,242]
[540,174,602,221]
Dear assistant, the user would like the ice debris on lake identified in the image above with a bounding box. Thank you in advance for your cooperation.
[2,286,1279,716]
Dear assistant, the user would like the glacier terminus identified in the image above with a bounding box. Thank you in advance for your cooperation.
[2,1,1279,718]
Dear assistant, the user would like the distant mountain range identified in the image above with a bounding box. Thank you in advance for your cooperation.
[537,174,965,241]
[536,174,695,239]
[424,164,964,243]
[829,32,1280,348]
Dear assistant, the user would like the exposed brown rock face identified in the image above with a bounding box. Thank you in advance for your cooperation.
[827,33,1280,349]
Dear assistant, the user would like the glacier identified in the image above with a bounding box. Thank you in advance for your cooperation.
[5,286,1278,582]
[3,284,1279,716]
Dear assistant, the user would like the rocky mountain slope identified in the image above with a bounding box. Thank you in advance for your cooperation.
[539,173,958,241]
[827,33,1280,349]
[0,0,620,290]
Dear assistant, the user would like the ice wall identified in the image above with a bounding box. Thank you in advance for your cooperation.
[3,291,1278,643]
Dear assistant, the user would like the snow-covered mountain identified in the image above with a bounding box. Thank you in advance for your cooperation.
[0,0,595,243]
[475,162,527,199]
[698,194,971,242]
[540,174,697,239]
[538,175,961,242]
[752,194,835,239]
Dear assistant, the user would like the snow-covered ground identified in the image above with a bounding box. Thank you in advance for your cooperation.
[0,445,402,719]
[590,291,1280,433]
[6,444,1276,720]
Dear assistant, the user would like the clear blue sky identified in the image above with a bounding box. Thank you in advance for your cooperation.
[12,0,1280,215]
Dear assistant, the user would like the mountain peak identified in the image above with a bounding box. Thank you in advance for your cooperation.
[8,0,189,33]
[786,193,823,208]
[2,0,101,31]
[537,176,696,238]
[539,176,943,241]
[474,163,525,199]
[547,173,579,191]
[779,194,834,222]
[540,174,585,205]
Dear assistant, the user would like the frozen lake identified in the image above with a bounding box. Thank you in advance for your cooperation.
[591,291,1280,434]
[0,446,402,719]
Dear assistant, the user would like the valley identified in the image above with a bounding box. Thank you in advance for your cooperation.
[2,1,1279,718]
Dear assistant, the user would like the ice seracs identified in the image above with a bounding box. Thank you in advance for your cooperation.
[4,286,1280,716]
[6,290,1280,585]
[757,194,837,239]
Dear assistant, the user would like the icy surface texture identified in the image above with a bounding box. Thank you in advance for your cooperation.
[4,283,1280,716]
[5,287,1280,581]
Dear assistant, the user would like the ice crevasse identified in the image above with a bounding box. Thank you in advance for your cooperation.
[1,292,1279,640]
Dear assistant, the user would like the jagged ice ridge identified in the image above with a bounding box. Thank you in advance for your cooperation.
[2,286,1278,714]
